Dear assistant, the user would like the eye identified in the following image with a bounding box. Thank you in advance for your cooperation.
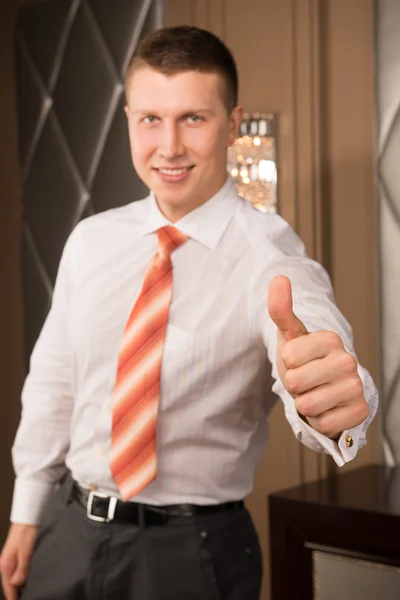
[185,115,203,124]
[142,115,159,124]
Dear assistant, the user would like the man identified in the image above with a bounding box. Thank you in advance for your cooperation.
[0,25,377,600]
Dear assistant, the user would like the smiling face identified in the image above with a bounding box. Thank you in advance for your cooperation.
[125,67,242,222]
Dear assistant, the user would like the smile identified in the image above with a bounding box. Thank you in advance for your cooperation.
[157,167,193,175]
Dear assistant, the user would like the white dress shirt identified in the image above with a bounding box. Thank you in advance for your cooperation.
[11,177,378,525]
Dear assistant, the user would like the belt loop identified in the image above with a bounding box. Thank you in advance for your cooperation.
[138,504,146,529]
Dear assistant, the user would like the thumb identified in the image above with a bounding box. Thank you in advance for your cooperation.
[267,275,308,340]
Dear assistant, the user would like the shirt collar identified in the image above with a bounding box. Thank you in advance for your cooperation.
[139,177,240,250]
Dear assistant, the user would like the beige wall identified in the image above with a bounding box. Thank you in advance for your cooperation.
[165,2,379,598]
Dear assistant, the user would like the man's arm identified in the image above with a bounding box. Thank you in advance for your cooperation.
[254,225,378,466]
[266,274,377,466]
[11,228,78,525]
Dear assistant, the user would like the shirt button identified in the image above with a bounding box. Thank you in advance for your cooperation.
[345,435,354,448]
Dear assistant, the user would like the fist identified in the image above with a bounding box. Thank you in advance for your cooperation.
[267,275,369,439]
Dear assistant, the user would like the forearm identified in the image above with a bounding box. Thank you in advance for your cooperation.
[11,375,73,524]
[11,230,78,525]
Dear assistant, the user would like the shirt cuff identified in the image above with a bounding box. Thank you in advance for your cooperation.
[282,386,364,467]
[281,359,376,467]
[293,412,361,467]
[10,479,57,525]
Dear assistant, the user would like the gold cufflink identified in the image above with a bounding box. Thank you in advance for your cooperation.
[345,435,354,448]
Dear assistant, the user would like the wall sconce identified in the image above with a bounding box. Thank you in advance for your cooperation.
[227,113,277,213]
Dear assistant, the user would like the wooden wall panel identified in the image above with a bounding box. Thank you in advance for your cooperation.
[166,0,195,25]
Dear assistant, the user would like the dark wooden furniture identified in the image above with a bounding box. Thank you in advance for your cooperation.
[269,464,400,599]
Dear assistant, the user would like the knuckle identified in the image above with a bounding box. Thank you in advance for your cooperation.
[357,399,370,422]
[345,399,369,429]
[350,375,364,397]
[339,352,357,373]
[285,370,299,394]
[316,415,334,437]
[326,331,341,349]
[281,346,296,369]
[296,395,315,417]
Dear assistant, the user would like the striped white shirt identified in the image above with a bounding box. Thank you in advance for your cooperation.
[11,177,378,525]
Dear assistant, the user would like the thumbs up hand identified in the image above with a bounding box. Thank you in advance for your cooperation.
[267,276,369,439]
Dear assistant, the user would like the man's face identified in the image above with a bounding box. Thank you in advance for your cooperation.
[125,67,242,221]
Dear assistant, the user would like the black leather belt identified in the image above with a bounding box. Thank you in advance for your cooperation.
[72,482,244,526]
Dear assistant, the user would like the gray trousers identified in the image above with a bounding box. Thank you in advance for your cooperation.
[20,477,262,600]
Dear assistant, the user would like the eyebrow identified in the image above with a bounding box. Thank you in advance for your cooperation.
[130,108,215,116]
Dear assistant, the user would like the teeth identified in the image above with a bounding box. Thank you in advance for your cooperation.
[159,168,189,175]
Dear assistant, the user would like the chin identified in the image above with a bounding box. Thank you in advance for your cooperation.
[157,188,192,203]
[159,197,188,209]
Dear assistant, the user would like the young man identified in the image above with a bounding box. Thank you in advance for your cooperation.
[0,26,377,600]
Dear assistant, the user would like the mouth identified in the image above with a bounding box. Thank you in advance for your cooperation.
[155,166,194,175]
[153,165,194,184]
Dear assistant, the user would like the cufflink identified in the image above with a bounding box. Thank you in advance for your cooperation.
[345,435,354,448]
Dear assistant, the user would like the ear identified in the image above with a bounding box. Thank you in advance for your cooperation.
[227,105,243,147]
[124,105,129,119]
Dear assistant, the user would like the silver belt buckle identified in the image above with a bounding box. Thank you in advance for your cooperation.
[86,490,118,523]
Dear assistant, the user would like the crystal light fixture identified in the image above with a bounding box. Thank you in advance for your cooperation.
[227,113,277,213]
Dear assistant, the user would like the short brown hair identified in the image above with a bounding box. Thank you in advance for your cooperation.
[125,26,238,112]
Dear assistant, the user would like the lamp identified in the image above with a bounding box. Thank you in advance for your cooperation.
[227,113,277,213]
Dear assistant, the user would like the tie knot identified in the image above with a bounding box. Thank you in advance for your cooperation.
[157,226,188,257]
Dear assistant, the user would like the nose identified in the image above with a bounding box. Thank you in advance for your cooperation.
[157,123,184,159]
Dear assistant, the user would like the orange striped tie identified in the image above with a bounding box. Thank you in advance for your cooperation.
[110,226,188,500]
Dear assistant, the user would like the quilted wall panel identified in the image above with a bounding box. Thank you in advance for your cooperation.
[376,0,400,464]
[15,0,164,363]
